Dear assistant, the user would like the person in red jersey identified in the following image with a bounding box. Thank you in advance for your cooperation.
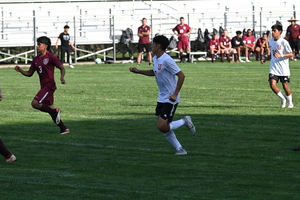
[137,18,152,66]
[285,16,300,60]
[173,17,193,62]
[208,33,221,62]
[219,29,237,63]
[255,33,270,60]
[15,36,70,135]
[0,89,17,162]
[242,29,255,62]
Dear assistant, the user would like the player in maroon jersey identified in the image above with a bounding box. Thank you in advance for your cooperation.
[208,33,221,62]
[285,16,300,60]
[15,36,70,135]
[173,17,193,62]
[219,29,237,63]
[255,33,270,60]
[242,29,255,62]
[0,89,17,162]
[137,18,152,66]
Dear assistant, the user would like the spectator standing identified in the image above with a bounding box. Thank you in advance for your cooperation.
[231,31,248,62]
[55,25,76,68]
[137,18,152,66]
[242,29,255,62]
[173,17,193,62]
[219,29,237,62]
[285,16,300,60]
[255,33,270,60]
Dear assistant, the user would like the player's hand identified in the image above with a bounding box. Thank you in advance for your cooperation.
[169,94,178,102]
[60,78,66,84]
[260,59,266,64]
[273,52,281,58]
[14,65,21,72]
[129,67,139,73]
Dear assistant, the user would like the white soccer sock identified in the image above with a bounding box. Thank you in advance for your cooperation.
[286,94,293,103]
[169,119,185,131]
[164,130,182,151]
[276,91,286,100]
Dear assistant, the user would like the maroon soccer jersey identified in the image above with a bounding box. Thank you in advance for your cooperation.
[173,24,191,41]
[219,36,231,48]
[242,35,255,46]
[255,38,267,48]
[30,52,61,90]
[208,39,220,50]
[138,25,150,44]
[287,24,300,41]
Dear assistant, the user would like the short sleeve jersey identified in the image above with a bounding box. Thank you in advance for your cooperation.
[242,35,255,46]
[58,32,71,47]
[286,24,300,41]
[269,37,293,76]
[173,24,191,41]
[138,25,151,44]
[208,39,220,50]
[255,38,267,48]
[231,36,244,48]
[153,53,181,104]
[219,36,231,48]
[30,52,61,90]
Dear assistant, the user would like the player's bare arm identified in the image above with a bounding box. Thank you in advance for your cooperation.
[69,40,76,50]
[129,67,155,76]
[169,71,185,102]
[55,38,60,49]
[14,66,34,77]
[56,64,66,84]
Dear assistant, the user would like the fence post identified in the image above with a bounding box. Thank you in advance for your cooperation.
[113,15,116,63]
[74,16,77,63]
[260,7,262,37]
[33,10,37,56]
[1,7,3,40]
[252,5,255,31]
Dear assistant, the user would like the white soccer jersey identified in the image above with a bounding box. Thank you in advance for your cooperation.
[269,37,292,76]
[152,53,181,104]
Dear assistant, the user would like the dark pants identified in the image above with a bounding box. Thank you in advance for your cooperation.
[60,46,71,64]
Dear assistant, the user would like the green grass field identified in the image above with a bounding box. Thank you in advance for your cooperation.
[0,59,300,200]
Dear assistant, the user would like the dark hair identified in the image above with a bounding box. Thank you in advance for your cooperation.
[153,35,169,51]
[142,18,147,21]
[64,25,70,29]
[271,22,283,32]
[236,31,242,35]
[247,29,252,32]
[180,17,184,20]
[37,36,51,51]
[262,32,268,36]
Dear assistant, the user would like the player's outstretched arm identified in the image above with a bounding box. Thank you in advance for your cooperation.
[129,67,155,76]
[14,66,34,77]
[57,64,66,84]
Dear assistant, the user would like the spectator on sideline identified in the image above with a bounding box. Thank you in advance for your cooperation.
[55,25,76,68]
[15,36,70,135]
[285,16,300,60]
[231,31,248,62]
[219,29,237,63]
[242,29,255,62]
[129,35,196,155]
[208,33,221,63]
[0,89,17,162]
[173,17,193,62]
[255,33,270,61]
[261,22,294,109]
[137,18,152,66]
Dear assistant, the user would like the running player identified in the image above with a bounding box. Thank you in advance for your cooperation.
[173,17,193,62]
[15,36,70,134]
[261,22,294,108]
[129,35,196,155]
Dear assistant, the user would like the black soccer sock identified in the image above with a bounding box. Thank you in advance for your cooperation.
[0,139,11,158]
[40,104,56,114]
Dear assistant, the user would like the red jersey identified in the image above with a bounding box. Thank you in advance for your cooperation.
[173,24,191,41]
[286,24,300,41]
[242,35,255,46]
[219,36,231,48]
[208,39,220,50]
[30,52,61,90]
[255,37,268,48]
[138,25,150,44]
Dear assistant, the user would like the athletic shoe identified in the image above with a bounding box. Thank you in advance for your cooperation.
[5,154,17,162]
[239,59,245,63]
[183,116,196,135]
[280,98,286,108]
[175,149,187,155]
[293,146,300,151]
[245,59,251,62]
[55,108,61,125]
[60,128,70,135]
[288,103,294,108]
[69,65,74,68]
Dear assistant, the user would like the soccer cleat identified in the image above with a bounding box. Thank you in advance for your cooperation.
[293,146,300,151]
[60,128,70,135]
[239,60,245,63]
[55,108,61,124]
[245,59,251,62]
[69,65,74,68]
[175,149,187,155]
[183,116,196,136]
[288,103,294,108]
[5,154,17,162]
[280,99,286,108]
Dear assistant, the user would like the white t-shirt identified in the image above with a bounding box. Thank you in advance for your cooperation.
[152,53,181,104]
[269,37,292,76]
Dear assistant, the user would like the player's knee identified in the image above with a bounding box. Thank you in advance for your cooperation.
[157,124,169,133]
[31,100,39,109]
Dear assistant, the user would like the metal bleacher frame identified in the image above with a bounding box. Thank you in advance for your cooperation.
[0,0,299,64]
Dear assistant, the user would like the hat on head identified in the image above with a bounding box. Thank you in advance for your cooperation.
[288,16,297,22]
[64,25,70,29]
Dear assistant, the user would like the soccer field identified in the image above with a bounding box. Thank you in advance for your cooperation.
[0,60,300,199]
